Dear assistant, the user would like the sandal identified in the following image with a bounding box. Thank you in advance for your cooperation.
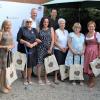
[80,82,84,86]
[38,80,45,85]
[28,81,33,85]
[45,80,51,85]
[72,82,76,86]
[54,80,59,85]
[23,81,28,85]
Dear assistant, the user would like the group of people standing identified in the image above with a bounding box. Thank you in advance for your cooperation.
[0,8,100,94]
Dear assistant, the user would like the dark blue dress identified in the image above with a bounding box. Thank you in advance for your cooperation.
[17,27,38,68]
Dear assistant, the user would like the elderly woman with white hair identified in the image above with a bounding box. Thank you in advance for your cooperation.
[54,18,69,83]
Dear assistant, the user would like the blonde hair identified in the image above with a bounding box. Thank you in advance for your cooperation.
[1,20,11,31]
[87,21,96,27]
[72,22,81,31]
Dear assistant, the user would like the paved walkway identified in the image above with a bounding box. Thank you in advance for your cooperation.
[0,76,100,100]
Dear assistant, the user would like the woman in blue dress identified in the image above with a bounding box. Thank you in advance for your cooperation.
[17,18,41,85]
[65,22,85,85]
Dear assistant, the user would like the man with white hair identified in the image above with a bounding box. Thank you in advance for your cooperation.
[21,8,39,31]
[31,8,39,32]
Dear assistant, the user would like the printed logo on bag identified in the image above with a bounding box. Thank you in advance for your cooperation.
[10,72,14,78]
[95,63,100,69]
[74,71,80,76]
[48,62,53,67]
[17,59,22,65]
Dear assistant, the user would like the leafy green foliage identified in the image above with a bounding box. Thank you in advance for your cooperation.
[44,7,100,33]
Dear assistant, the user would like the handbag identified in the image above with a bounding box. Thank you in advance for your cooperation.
[13,51,27,71]
[59,65,69,81]
[6,62,18,85]
[90,58,100,77]
[44,54,59,74]
[69,55,84,80]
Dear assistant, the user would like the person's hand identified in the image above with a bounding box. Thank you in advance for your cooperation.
[78,50,84,56]
[25,42,32,48]
[48,48,52,54]
[32,42,38,47]
[28,42,38,48]
[60,48,65,53]
[48,50,52,54]
[63,48,69,53]
[7,45,14,50]
[72,49,79,55]
[35,39,42,43]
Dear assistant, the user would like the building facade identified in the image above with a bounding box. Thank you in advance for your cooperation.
[0,0,48,4]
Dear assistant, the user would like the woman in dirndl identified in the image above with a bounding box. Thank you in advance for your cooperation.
[84,21,100,88]
[0,20,14,93]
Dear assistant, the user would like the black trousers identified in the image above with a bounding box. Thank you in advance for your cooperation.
[54,49,67,65]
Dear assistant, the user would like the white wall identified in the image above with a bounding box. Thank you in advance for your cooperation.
[0,1,44,51]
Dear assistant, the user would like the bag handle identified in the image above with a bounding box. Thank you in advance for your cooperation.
[73,55,81,64]
[0,31,3,41]
[7,50,12,68]
[24,45,32,55]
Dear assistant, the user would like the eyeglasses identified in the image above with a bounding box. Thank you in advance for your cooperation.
[5,27,11,29]
[26,21,32,23]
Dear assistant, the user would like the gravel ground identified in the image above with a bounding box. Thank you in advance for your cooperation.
[0,75,100,100]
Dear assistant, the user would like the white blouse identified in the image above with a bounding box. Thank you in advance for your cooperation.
[86,32,100,43]
[96,32,100,43]
[54,28,69,50]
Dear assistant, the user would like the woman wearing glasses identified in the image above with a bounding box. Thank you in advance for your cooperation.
[17,18,41,85]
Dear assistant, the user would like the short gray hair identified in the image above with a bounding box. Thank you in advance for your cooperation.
[31,8,37,13]
[58,18,66,25]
